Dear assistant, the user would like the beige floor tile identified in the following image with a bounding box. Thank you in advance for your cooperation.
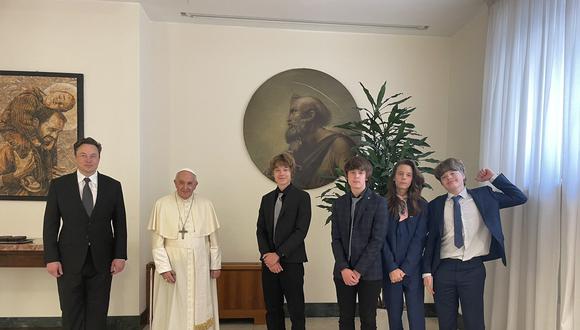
[219,314,439,329]
[145,314,440,329]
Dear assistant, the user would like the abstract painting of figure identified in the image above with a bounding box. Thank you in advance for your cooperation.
[0,71,83,200]
[244,69,359,190]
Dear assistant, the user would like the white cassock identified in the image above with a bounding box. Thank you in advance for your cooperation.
[148,192,221,330]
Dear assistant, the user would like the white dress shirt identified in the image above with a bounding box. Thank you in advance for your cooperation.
[77,170,98,205]
[440,188,491,261]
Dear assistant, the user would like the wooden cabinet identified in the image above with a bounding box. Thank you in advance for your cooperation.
[217,262,266,324]
[0,239,44,267]
[146,261,266,325]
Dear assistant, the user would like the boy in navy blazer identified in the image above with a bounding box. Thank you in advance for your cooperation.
[422,158,527,330]
[331,155,388,330]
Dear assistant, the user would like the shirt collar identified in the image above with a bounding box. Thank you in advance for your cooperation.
[447,187,468,201]
[276,183,292,196]
[349,187,368,199]
[77,170,98,185]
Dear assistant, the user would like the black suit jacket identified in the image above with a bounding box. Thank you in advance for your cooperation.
[256,184,311,263]
[331,188,388,281]
[43,172,127,273]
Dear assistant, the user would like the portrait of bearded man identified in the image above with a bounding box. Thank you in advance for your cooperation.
[285,95,355,189]
[0,71,82,199]
[243,68,359,190]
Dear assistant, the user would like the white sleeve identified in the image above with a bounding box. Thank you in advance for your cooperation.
[209,230,222,270]
[151,231,172,274]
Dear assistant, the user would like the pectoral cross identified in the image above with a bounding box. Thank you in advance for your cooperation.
[179,227,188,239]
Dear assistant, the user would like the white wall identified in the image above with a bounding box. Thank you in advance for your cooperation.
[0,0,141,317]
[139,10,171,313]
[0,0,488,318]
[140,22,452,303]
[448,4,489,185]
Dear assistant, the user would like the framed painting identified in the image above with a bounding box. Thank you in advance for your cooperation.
[243,68,360,190]
[0,71,84,200]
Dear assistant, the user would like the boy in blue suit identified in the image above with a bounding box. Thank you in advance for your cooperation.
[331,155,388,330]
[422,158,527,330]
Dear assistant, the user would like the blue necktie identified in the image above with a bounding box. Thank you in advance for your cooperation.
[452,195,463,248]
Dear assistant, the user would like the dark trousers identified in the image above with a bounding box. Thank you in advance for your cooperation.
[334,277,382,330]
[383,274,425,330]
[261,262,305,330]
[57,248,112,330]
[434,257,486,330]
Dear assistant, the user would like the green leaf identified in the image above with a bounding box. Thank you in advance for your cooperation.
[319,82,439,224]
[376,82,387,106]
[325,215,334,225]
[360,82,376,109]
[387,95,412,106]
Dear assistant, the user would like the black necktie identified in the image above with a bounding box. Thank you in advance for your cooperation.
[452,195,463,248]
[82,177,93,216]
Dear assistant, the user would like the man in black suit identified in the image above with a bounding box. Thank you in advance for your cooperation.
[43,137,127,330]
[256,152,312,330]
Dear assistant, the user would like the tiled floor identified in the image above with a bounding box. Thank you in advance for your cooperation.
[145,312,440,329]
[220,317,439,329]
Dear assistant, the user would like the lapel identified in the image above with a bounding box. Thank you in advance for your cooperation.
[353,188,371,225]
[67,173,90,219]
[337,195,351,237]
[92,172,105,216]
[267,188,278,233]
[278,185,292,219]
[435,195,446,236]
[468,188,487,226]
[389,212,398,250]
[403,212,417,233]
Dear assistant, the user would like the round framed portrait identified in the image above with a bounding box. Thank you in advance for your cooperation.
[243,68,360,190]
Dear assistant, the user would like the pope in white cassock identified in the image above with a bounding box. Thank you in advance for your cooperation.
[148,169,222,330]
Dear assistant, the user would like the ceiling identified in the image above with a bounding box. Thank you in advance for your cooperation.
[119,0,486,36]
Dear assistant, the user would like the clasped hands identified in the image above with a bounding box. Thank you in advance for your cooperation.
[341,268,361,286]
[389,268,406,283]
[262,252,283,273]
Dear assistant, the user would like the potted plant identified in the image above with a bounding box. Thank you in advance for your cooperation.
[318,82,438,224]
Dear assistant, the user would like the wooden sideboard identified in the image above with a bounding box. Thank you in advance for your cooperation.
[0,239,44,267]
[146,261,266,325]
[217,262,266,324]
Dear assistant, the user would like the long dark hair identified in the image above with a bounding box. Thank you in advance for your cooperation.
[386,159,425,217]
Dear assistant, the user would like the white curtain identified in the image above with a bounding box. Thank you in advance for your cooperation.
[480,0,580,329]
